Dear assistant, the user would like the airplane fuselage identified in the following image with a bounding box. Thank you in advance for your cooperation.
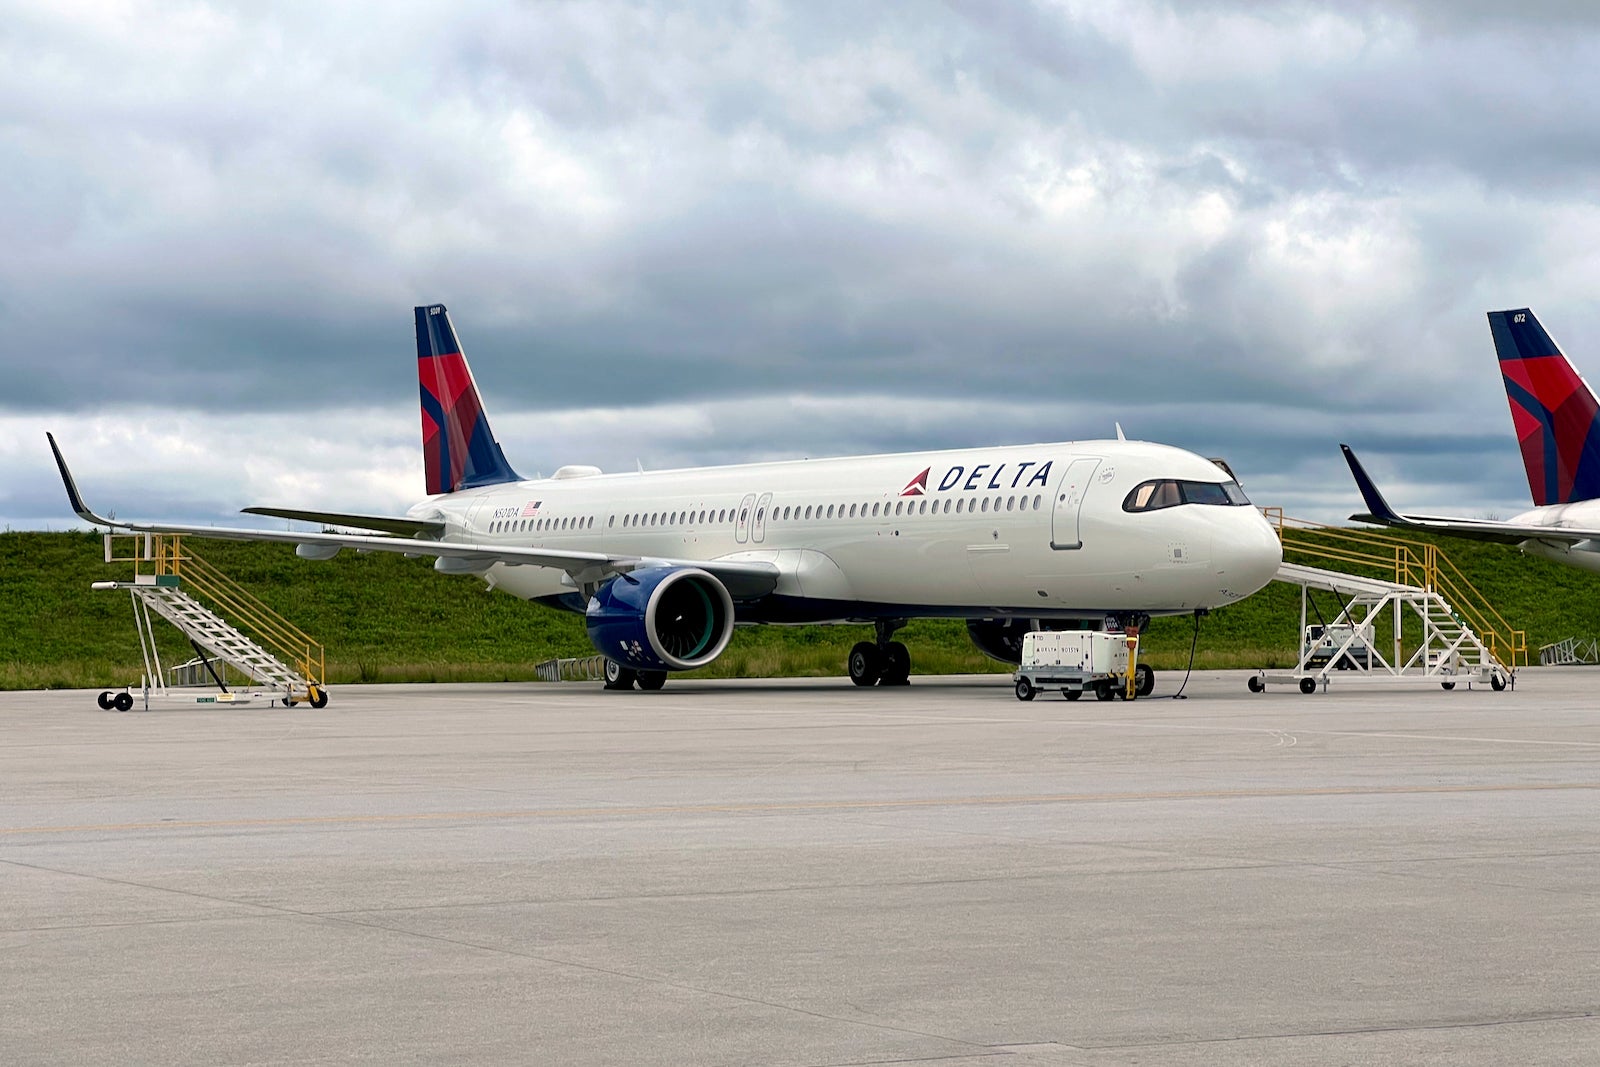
[409,438,1283,621]
[1509,501,1600,573]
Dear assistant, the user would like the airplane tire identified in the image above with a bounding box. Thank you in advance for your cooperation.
[602,660,637,691]
[1015,678,1035,701]
[1134,663,1155,697]
[97,691,115,710]
[848,642,881,687]
[637,671,667,691]
[113,692,134,712]
[1299,677,1317,695]
[880,642,911,686]
[309,687,329,709]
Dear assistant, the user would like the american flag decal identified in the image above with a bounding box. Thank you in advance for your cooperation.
[522,500,542,517]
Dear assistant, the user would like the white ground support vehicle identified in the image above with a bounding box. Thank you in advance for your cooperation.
[1012,630,1152,701]
[1304,623,1372,670]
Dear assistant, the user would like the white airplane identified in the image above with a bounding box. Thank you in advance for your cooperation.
[1343,308,1600,574]
[50,304,1283,691]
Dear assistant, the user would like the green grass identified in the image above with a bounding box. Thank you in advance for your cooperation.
[5,528,1600,690]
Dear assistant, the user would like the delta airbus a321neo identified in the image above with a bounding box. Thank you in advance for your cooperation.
[50,304,1282,692]
[1343,308,1600,576]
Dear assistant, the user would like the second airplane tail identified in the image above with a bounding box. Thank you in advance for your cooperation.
[1488,308,1600,506]
[415,304,521,496]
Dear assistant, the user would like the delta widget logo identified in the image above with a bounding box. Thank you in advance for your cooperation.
[898,459,1055,496]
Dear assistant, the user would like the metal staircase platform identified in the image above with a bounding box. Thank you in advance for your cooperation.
[101,580,313,692]
[1253,560,1512,695]
[1274,561,1423,598]
[94,534,327,711]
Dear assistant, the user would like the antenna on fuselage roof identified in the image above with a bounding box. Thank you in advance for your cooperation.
[1115,422,1126,441]
[636,458,644,473]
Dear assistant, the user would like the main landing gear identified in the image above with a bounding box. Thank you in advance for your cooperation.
[603,659,667,691]
[848,619,912,687]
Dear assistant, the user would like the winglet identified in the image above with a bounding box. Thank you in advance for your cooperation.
[46,433,120,527]
[1340,444,1405,525]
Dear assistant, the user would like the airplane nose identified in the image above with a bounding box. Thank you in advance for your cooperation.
[1214,510,1282,599]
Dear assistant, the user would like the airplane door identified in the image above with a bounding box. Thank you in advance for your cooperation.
[734,492,757,544]
[464,498,493,539]
[751,492,773,543]
[1050,457,1101,550]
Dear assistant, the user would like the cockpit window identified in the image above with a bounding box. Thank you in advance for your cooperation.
[1123,479,1252,512]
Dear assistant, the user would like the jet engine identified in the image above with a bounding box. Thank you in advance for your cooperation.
[586,566,736,672]
[966,618,1074,664]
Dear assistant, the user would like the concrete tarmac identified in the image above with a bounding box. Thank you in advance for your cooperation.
[2,670,1599,1065]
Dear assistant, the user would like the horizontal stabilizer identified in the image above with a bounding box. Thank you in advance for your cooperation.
[241,507,445,538]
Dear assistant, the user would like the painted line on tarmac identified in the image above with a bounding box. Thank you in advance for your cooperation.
[1030,718,1600,748]
[5,781,1600,836]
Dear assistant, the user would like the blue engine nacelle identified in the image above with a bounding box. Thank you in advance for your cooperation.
[585,566,736,672]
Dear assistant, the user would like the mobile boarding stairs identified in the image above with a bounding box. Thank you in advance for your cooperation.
[94,534,327,711]
[1248,515,1525,695]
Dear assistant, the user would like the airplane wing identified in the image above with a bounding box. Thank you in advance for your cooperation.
[48,434,780,599]
[1341,444,1600,546]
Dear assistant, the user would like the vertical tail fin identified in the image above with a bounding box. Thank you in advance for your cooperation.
[1488,308,1600,506]
[415,304,521,495]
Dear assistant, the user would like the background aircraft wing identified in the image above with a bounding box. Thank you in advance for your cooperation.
[49,434,779,598]
[1341,443,1600,546]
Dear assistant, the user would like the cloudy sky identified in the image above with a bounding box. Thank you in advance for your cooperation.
[5,0,1600,530]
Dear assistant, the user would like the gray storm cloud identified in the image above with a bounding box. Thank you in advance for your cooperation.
[2,0,1596,527]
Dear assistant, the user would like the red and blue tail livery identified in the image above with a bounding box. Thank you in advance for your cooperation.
[415,304,520,496]
[1489,308,1600,506]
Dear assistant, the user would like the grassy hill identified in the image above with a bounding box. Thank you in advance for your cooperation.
[4,528,1599,690]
